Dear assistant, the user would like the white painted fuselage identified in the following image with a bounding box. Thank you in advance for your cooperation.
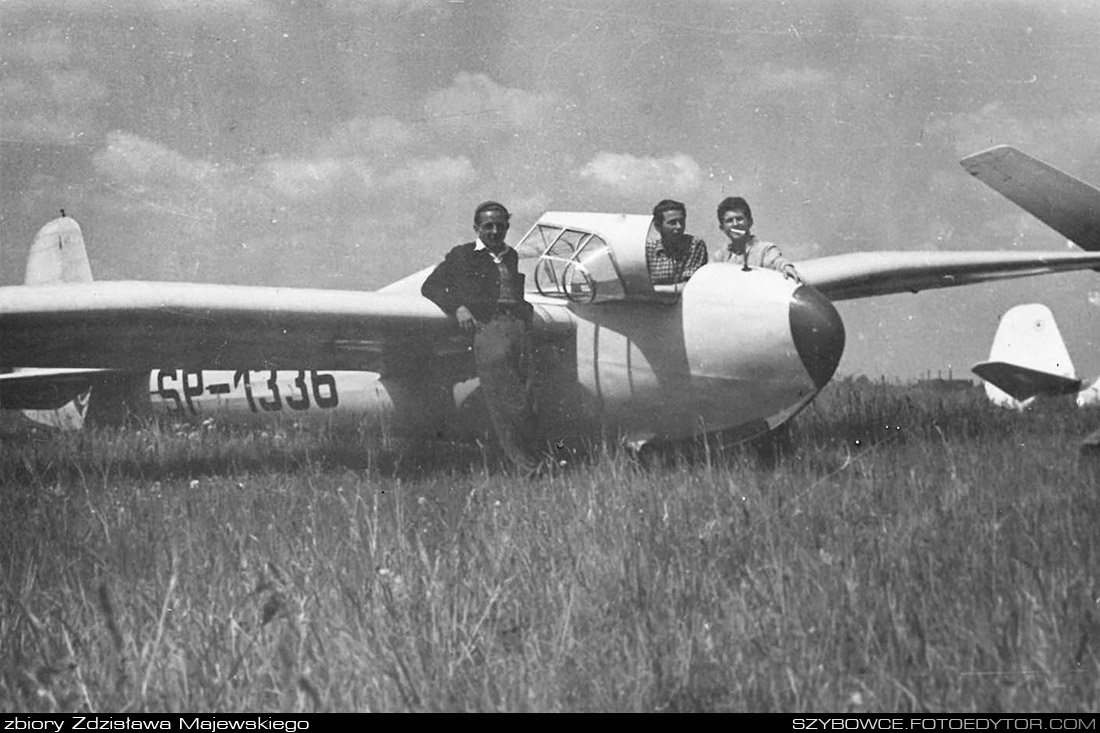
[136,264,841,446]
[535,265,831,443]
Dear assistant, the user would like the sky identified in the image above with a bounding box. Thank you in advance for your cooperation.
[2,0,1099,380]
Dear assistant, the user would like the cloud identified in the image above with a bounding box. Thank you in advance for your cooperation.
[508,191,552,224]
[577,152,703,197]
[94,131,385,213]
[95,132,219,187]
[383,156,477,198]
[264,157,369,201]
[423,73,561,137]
[320,115,416,159]
[88,132,231,227]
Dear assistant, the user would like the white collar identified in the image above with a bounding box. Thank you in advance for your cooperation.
[475,238,511,260]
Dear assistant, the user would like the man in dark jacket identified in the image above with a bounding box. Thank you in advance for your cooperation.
[421,201,539,473]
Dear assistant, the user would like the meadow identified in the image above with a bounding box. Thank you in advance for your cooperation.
[1,379,1098,713]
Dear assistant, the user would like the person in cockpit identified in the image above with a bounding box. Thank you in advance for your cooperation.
[713,196,804,284]
[645,199,709,285]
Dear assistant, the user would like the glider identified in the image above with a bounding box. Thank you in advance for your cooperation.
[3,148,1100,448]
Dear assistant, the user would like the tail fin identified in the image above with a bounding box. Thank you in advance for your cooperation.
[1079,376,1100,408]
[9,215,94,429]
[972,303,1082,409]
[960,145,1100,252]
[25,215,93,285]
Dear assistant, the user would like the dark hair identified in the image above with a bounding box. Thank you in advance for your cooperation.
[652,199,686,223]
[717,196,752,224]
[474,201,510,225]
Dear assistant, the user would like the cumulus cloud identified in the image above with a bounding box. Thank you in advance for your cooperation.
[94,130,385,212]
[95,132,220,187]
[577,152,703,197]
[423,72,561,137]
[383,156,477,198]
[321,115,416,159]
[507,191,552,223]
[88,132,230,226]
[94,126,430,233]
[263,157,367,201]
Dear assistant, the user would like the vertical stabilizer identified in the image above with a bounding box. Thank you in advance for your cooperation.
[24,216,93,285]
[987,303,1075,377]
[971,303,1082,410]
[13,215,94,429]
[1079,377,1100,408]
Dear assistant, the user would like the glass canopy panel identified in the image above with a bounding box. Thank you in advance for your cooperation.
[516,224,625,303]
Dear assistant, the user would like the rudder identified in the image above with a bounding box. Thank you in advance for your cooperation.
[972,303,1081,408]
[11,215,95,429]
[24,215,93,285]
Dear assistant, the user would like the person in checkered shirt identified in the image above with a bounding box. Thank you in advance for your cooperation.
[645,199,709,286]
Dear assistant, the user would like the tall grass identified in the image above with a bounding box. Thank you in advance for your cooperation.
[1,381,1097,712]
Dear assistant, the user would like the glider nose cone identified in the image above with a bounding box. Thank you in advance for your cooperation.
[789,285,845,390]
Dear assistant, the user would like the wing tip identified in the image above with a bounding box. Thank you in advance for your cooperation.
[959,143,1020,171]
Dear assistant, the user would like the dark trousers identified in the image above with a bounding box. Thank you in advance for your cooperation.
[474,313,537,471]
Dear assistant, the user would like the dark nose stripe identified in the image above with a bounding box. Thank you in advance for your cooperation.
[789,285,846,390]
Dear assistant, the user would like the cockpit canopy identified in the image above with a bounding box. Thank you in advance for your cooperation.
[515,212,676,303]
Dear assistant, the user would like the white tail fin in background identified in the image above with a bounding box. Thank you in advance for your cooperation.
[24,215,93,285]
[972,303,1082,410]
[1079,376,1100,408]
[11,215,94,429]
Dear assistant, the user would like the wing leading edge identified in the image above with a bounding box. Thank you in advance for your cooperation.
[798,250,1100,302]
[0,280,482,379]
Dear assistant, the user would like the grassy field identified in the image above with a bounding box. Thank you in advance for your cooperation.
[1,379,1098,712]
